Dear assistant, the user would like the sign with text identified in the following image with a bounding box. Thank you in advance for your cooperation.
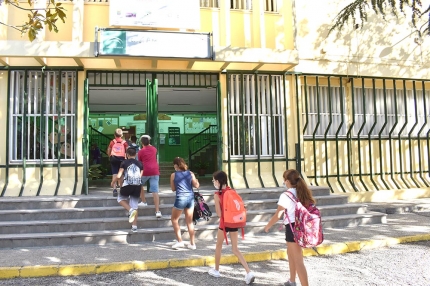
[98,30,212,59]
[168,127,181,146]
[109,0,200,30]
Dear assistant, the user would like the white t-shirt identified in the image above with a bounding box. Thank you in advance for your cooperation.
[277,188,297,224]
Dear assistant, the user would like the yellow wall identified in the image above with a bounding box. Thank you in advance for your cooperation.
[303,139,429,193]
[3,1,295,53]
[295,0,430,79]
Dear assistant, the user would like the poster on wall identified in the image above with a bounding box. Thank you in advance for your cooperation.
[168,127,181,146]
[109,0,200,30]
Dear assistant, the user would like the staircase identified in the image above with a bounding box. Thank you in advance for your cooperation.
[0,186,387,248]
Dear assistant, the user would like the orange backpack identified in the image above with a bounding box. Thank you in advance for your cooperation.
[110,139,126,157]
[218,187,247,245]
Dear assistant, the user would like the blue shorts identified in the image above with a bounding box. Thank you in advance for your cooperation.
[141,176,159,193]
[173,195,194,210]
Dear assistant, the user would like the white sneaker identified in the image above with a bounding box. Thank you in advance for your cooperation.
[208,268,221,278]
[155,211,162,218]
[172,241,185,249]
[187,243,196,250]
[138,202,148,207]
[128,209,137,223]
[130,226,138,233]
[245,272,255,284]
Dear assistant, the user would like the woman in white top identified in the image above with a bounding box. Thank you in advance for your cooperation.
[264,169,316,286]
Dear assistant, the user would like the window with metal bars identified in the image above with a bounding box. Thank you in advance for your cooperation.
[302,85,347,138]
[353,87,430,137]
[9,71,76,163]
[228,74,285,157]
[230,0,252,10]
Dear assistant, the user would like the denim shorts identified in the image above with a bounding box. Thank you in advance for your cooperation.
[173,195,194,210]
[141,176,159,193]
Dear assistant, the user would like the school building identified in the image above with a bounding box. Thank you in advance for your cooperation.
[0,0,429,200]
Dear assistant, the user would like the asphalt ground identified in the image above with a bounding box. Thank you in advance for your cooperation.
[1,241,429,285]
[0,200,429,280]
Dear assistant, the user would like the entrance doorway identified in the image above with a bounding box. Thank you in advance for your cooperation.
[84,71,220,189]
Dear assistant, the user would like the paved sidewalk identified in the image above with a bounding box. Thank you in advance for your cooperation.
[0,199,429,279]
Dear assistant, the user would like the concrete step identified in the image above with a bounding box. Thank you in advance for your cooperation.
[0,210,387,248]
[0,203,371,234]
[0,188,333,210]
[321,211,387,228]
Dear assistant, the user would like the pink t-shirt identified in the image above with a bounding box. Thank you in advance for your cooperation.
[137,145,160,176]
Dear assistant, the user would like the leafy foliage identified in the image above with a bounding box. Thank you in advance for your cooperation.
[0,0,71,42]
[329,0,430,37]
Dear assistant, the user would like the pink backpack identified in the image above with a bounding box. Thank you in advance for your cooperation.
[284,191,324,248]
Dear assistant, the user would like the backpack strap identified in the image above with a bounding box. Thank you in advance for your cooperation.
[217,189,229,245]
[284,191,298,234]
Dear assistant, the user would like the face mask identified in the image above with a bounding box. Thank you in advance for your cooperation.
[282,181,286,187]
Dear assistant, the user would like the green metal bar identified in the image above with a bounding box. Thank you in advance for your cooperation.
[417,81,429,187]
[37,71,46,196]
[298,75,308,174]
[283,74,289,171]
[54,71,62,196]
[335,77,346,192]
[307,170,425,179]
[366,79,379,190]
[240,74,249,188]
[216,81,223,171]
[269,75,278,187]
[346,79,358,192]
[398,80,410,188]
[323,77,333,190]
[408,81,421,187]
[300,73,430,82]
[19,70,29,197]
[378,79,390,189]
[388,80,401,189]
[82,78,89,195]
[255,74,264,187]
[72,71,78,195]
[312,76,321,186]
[152,79,159,152]
[1,70,12,197]
[226,74,233,187]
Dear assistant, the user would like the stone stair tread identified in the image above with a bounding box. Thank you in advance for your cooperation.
[0,222,271,239]
[322,211,386,221]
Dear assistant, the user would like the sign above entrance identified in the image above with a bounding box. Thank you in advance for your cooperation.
[97,29,212,59]
[109,0,200,30]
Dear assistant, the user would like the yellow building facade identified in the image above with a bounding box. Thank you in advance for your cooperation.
[0,0,428,199]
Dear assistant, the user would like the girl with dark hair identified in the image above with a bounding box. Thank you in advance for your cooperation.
[264,169,315,286]
[170,157,200,250]
[208,171,255,285]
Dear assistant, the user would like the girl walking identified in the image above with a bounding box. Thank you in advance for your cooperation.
[208,170,255,285]
[264,169,315,286]
[170,157,200,250]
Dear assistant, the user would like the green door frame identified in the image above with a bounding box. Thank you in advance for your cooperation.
[82,79,89,195]
[216,80,222,171]
[146,79,159,151]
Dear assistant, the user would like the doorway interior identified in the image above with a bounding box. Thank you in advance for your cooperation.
[86,72,219,185]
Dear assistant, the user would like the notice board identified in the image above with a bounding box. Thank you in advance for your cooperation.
[168,127,181,145]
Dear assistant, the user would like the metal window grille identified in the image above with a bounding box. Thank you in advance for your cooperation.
[228,74,285,157]
[302,85,347,138]
[200,0,219,8]
[354,87,430,137]
[264,0,278,12]
[230,0,252,10]
[9,71,77,163]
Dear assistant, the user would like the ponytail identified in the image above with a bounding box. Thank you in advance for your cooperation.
[283,170,315,207]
